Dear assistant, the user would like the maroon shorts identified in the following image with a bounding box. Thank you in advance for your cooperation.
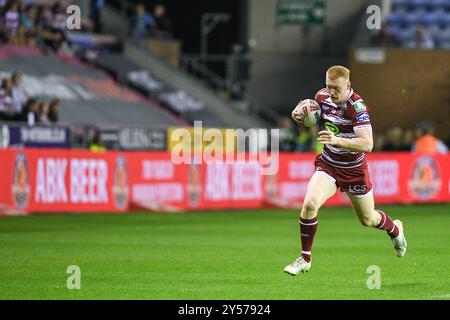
[314,154,372,196]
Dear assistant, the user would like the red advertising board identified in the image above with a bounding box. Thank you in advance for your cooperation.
[267,153,450,208]
[0,149,448,215]
[0,149,130,214]
[126,152,188,212]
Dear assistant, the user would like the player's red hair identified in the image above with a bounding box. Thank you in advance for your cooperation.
[326,66,350,81]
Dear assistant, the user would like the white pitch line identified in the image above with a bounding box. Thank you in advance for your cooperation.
[432,294,450,299]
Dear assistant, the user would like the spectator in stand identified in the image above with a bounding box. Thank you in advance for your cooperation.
[309,125,323,154]
[295,126,314,152]
[20,4,39,46]
[371,22,400,47]
[278,117,297,152]
[11,72,27,116]
[405,24,435,50]
[1,0,21,44]
[382,126,404,151]
[412,122,448,155]
[89,131,106,152]
[37,101,50,124]
[39,2,69,53]
[90,0,104,33]
[400,128,415,151]
[48,98,60,123]
[19,97,38,126]
[130,3,155,42]
[373,132,386,151]
[0,78,14,120]
[151,4,172,38]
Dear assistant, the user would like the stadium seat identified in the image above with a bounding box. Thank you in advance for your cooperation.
[444,12,450,25]
[409,0,428,11]
[427,0,448,11]
[387,12,405,25]
[392,0,409,12]
[434,27,450,44]
[419,11,441,26]
[428,23,444,37]
[404,12,421,26]
[393,0,409,6]
[395,26,416,42]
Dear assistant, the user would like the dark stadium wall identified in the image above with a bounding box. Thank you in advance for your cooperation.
[350,48,450,139]
[245,0,378,117]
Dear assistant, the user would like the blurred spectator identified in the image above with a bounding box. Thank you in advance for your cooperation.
[11,71,27,115]
[90,0,104,33]
[130,3,155,41]
[48,99,60,123]
[37,101,50,124]
[372,22,400,47]
[405,24,435,49]
[309,125,323,154]
[400,128,415,151]
[412,122,448,155]
[382,126,404,151]
[20,4,39,46]
[295,126,314,152]
[2,0,21,44]
[19,97,38,126]
[374,132,386,151]
[278,117,297,152]
[89,131,106,152]
[151,4,172,38]
[0,78,14,120]
[39,2,69,53]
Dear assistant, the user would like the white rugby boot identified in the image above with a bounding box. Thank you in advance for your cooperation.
[392,220,407,257]
[283,256,311,276]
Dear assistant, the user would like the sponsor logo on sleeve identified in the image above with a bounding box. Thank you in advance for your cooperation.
[354,102,367,112]
[356,112,370,123]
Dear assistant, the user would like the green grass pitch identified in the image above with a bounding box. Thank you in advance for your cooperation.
[0,204,449,300]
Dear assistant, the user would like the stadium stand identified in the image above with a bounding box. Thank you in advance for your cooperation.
[0,44,184,127]
[382,0,450,48]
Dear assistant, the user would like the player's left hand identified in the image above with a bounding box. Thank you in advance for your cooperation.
[317,128,339,146]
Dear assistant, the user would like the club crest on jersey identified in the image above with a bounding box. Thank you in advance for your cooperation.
[356,112,370,123]
[324,122,340,135]
[354,102,366,112]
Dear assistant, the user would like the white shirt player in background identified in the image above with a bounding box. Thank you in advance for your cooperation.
[284,66,407,276]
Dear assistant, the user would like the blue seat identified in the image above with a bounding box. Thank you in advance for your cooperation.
[392,0,409,12]
[428,24,444,36]
[419,11,441,26]
[404,12,421,25]
[395,26,416,42]
[387,12,405,25]
[393,0,409,7]
[409,0,428,11]
[427,0,447,11]
[435,11,450,26]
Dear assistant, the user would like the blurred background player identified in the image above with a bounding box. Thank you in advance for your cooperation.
[284,66,407,276]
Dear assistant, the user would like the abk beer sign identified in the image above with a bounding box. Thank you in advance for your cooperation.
[6,149,129,212]
[34,157,109,205]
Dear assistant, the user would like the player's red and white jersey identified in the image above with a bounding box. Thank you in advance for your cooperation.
[315,88,372,168]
